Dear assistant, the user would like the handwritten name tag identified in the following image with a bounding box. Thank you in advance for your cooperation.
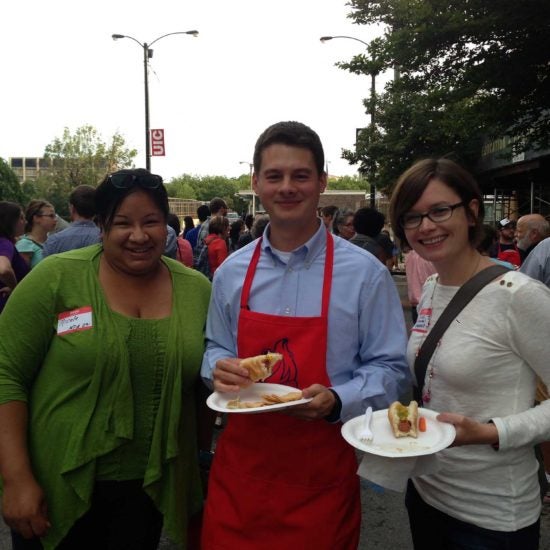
[412,307,432,334]
[57,306,93,336]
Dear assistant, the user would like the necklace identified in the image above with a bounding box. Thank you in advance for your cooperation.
[417,281,439,404]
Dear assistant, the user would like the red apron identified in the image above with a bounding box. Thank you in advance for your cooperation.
[202,234,361,550]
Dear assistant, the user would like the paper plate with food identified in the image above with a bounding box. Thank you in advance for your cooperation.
[341,401,456,458]
[206,353,312,413]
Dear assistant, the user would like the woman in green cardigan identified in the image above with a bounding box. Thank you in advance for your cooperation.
[0,169,211,549]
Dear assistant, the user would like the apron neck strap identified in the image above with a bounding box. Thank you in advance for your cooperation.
[240,231,334,318]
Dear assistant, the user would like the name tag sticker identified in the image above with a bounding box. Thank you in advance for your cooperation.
[412,307,432,333]
[57,306,93,336]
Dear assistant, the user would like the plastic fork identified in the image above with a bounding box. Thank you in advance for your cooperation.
[360,406,373,442]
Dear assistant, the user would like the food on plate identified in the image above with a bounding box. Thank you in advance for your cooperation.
[418,416,427,432]
[388,400,419,438]
[227,398,266,409]
[240,353,283,382]
[226,391,303,409]
[261,391,303,404]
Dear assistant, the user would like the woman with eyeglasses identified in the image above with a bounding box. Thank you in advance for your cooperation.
[16,200,57,268]
[333,208,355,240]
[390,158,550,549]
[0,169,211,549]
[0,201,29,314]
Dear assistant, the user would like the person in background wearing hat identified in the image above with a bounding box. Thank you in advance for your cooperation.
[490,218,521,267]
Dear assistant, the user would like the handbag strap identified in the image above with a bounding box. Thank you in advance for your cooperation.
[414,264,509,403]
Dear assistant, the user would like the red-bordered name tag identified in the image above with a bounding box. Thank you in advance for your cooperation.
[57,306,93,336]
[412,307,432,333]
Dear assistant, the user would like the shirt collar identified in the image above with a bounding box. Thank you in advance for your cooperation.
[261,220,327,268]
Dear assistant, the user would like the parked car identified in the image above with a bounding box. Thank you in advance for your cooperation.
[226,211,240,222]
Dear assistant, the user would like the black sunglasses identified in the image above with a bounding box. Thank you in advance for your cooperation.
[108,172,163,189]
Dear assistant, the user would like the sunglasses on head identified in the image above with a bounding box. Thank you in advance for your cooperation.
[108,172,163,189]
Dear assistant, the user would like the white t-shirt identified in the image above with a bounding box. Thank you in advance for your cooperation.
[408,270,550,531]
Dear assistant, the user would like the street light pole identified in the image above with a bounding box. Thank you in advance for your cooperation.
[143,43,151,171]
[112,30,199,171]
[239,161,255,216]
[320,35,378,208]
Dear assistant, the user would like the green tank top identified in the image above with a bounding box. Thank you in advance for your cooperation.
[95,313,170,480]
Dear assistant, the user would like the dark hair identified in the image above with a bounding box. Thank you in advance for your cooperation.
[70,185,96,218]
[197,204,210,222]
[209,215,229,235]
[209,197,227,215]
[389,158,484,248]
[252,215,270,238]
[95,169,169,231]
[253,121,325,176]
[167,213,181,235]
[244,213,254,230]
[24,199,54,233]
[477,224,497,254]
[229,219,244,245]
[353,208,385,237]
[183,216,194,232]
[321,205,339,218]
[0,201,23,241]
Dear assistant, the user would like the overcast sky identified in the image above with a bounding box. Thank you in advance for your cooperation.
[2,0,390,181]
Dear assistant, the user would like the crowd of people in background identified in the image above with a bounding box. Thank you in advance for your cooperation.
[1,121,550,550]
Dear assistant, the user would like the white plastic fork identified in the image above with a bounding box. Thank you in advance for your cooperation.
[359,406,373,442]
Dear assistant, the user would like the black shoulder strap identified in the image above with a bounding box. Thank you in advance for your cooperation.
[414,264,509,403]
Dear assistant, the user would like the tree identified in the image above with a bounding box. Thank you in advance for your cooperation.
[22,125,139,217]
[327,174,370,191]
[341,0,550,191]
[44,125,137,188]
[166,174,248,212]
[0,158,25,204]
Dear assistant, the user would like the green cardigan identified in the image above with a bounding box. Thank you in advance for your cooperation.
[0,245,211,549]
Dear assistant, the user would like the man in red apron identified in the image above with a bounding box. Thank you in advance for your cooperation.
[201,122,410,549]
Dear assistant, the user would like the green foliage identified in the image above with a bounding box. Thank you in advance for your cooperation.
[167,173,250,212]
[16,126,138,217]
[28,175,73,218]
[327,175,370,191]
[0,158,25,203]
[342,0,550,191]
[44,125,137,188]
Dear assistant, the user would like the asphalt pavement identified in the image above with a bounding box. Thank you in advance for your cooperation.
[2,484,550,549]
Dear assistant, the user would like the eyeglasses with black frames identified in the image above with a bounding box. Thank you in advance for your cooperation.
[36,213,57,219]
[108,172,163,189]
[400,202,465,230]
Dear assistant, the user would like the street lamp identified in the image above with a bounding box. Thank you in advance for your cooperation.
[112,30,199,171]
[239,161,255,216]
[320,35,378,207]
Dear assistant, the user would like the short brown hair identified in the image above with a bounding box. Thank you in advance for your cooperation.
[209,215,229,235]
[253,121,325,176]
[389,158,484,248]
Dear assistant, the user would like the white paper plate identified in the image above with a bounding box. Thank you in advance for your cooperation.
[341,408,455,458]
[207,383,312,414]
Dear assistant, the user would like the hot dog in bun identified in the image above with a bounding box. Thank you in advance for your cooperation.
[388,400,419,438]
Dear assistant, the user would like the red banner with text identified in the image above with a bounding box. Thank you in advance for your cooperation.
[151,129,165,156]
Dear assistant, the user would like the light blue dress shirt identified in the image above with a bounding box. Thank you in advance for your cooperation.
[42,220,101,257]
[201,221,411,421]
[520,237,550,287]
